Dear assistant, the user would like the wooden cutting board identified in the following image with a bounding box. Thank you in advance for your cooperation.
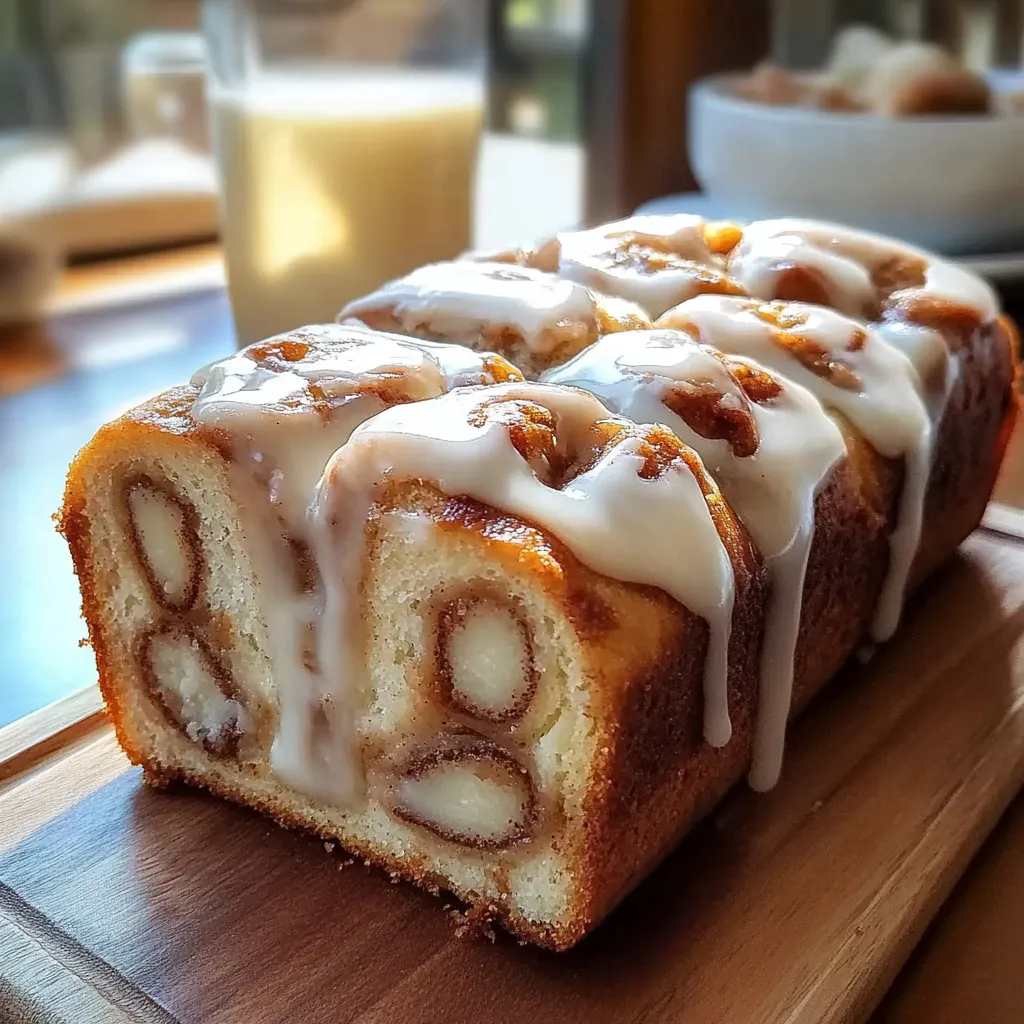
[3,519,1024,1024]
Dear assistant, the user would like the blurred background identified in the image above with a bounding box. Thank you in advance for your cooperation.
[3,0,1024,733]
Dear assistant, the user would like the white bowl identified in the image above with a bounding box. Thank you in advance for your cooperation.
[688,74,1024,254]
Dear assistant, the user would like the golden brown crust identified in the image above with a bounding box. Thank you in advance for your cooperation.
[912,315,1018,583]
[793,439,899,707]
[61,467,135,759]
[59,386,217,773]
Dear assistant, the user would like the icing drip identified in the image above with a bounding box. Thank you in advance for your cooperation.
[544,329,846,788]
[340,260,598,353]
[715,218,993,642]
[658,295,933,643]
[191,324,521,804]
[918,257,998,322]
[874,319,960,419]
[552,214,740,318]
[313,382,738,752]
[728,218,998,322]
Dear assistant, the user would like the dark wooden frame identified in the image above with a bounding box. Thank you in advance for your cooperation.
[583,0,771,222]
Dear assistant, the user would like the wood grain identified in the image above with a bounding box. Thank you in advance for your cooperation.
[0,686,105,787]
[872,794,1024,1024]
[2,529,1024,1023]
[0,894,174,1024]
[0,733,127,851]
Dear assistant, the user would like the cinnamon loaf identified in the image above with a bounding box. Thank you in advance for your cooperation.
[61,217,1018,949]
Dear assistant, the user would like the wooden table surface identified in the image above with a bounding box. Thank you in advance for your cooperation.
[1,247,1023,1022]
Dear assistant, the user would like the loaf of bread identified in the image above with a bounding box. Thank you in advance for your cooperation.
[61,217,1018,950]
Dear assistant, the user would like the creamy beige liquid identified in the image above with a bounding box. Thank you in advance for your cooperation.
[210,70,484,345]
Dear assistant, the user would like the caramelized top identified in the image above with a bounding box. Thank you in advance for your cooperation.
[192,322,519,420]
[340,261,604,354]
[727,218,996,330]
[479,214,749,319]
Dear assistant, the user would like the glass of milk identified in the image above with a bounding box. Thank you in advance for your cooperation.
[202,0,486,346]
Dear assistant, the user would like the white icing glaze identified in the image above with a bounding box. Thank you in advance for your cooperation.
[340,261,597,353]
[553,214,732,318]
[728,218,997,322]
[544,329,846,788]
[191,323,519,804]
[718,219,998,648]
[873,318,960,419]
[602,214,714,258]
[658,294,933,644]
[919,256,998,321]
[192,324,495,528]
[313,382,738,754]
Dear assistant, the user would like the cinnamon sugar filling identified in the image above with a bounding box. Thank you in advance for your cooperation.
[137,621,245,758]
[124,475,203,612]
[432,589,538,724]
[388,736,538,849]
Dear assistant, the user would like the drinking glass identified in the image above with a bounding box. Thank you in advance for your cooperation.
[203,0,486,345]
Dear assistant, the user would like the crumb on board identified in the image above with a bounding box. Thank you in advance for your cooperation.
[449,903,499,943]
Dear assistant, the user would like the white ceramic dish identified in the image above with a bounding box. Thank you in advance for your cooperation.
[688,74,1024,254]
